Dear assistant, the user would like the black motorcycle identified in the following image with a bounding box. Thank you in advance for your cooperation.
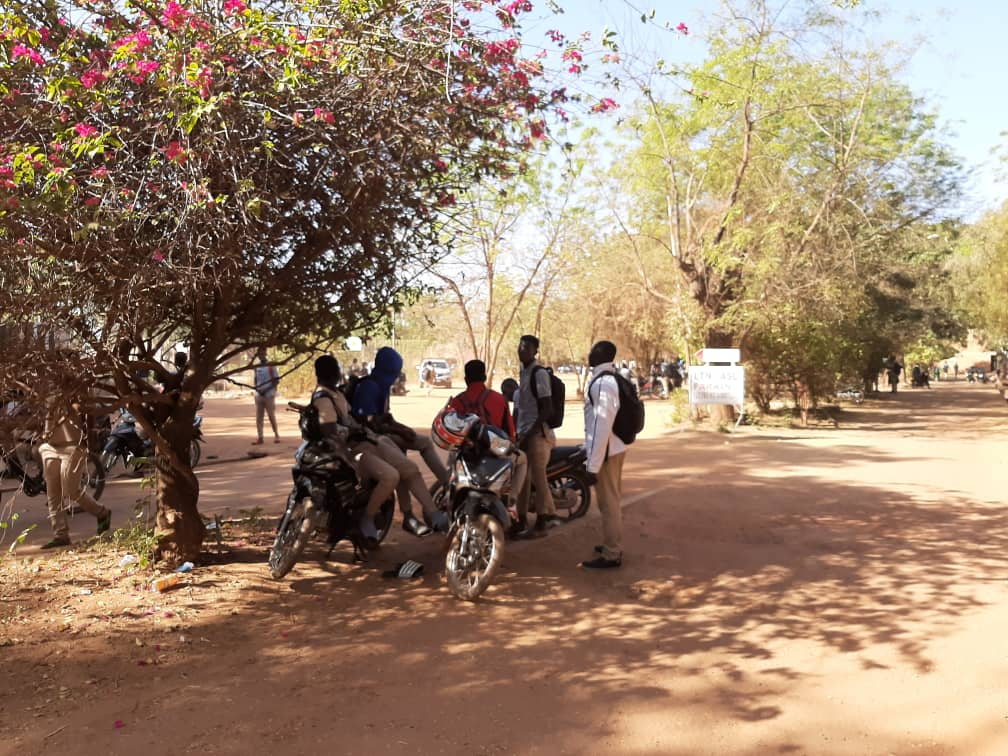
[544,445,592,520]
[100,410,203,475]
[1,439,106,501]
[431,411,516,600]
[268,401,396,579]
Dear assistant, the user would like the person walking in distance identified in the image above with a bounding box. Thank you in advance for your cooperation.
[886,355,903,394]
[252,347,280,445]
[511,335,557,538]
[581,340,626,569]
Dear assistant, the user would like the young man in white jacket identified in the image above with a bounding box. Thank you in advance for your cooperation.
[581,340,626,569]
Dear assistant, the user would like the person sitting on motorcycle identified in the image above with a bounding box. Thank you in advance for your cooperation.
[312,355,399,543]
[448,361,527,513]
[350,347,448,534]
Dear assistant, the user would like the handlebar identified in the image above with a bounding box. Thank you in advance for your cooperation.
[287,401,308,413]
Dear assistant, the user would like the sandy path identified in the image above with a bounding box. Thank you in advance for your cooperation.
[2,380,1007,755]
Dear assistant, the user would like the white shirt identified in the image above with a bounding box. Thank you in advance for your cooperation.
[583,361,626,474]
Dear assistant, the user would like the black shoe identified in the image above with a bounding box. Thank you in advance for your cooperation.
[41,537,71,550]
[594,544,604,554]
[511,526,545,541]
[581,555,622,569]
[97,508,112,535]
[535,514,560,531]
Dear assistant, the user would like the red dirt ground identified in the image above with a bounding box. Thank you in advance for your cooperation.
[1,380,1006,755]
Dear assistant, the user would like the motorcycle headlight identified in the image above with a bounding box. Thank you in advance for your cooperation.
[488,433,513,458]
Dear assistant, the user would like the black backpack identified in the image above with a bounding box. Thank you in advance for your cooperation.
[298,389,331,443]
[589,371,645,444]
[530,366,565,428]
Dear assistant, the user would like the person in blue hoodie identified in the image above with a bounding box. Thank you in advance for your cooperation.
[351,346,449,534]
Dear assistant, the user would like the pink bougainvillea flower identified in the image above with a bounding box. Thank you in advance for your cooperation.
[161,1,192,30]
[12,44,45,66]
[677,22,689,35]
[223,0,247,15]
[73,122,99,139]
[561,48,582,63]
[80,69,107,89]
[113,720,126,729]
[152,249,165,263]
[115,29,152,52]
[313,107,335,124]
[590,97,619,114]
[84,196,101,206]
[291,112,304,126]
[136,60,159,75]
[161,141,187,164]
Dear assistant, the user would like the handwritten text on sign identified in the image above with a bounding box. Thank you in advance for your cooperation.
[689,366,745,406]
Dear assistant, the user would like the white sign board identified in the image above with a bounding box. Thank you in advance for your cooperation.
[695,347,741,364]
[689,365,745,406]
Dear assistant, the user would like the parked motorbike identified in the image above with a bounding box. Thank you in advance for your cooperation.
[99,410,204,476]
[637,376,667,399]
[544,445,592,520]
[269,401,396,579]
[0,439,106,500]
[431,409,515,601]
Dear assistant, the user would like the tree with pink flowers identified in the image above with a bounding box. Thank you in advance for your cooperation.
[0,0,577,561]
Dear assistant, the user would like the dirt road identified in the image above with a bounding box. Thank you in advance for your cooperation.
[2,381,1007,755]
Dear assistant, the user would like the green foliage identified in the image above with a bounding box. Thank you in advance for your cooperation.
[952,203,1008,347]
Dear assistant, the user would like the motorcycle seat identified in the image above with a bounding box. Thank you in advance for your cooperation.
[548,445,586,467]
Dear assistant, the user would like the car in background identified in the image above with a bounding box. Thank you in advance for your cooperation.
[418,358,453,389]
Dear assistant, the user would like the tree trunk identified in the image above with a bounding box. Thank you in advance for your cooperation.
[153,404,205,565]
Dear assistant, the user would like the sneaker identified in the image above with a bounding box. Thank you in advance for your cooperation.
[581,555,622,569]
[403,515,432,538]
[97,508,112,535]
[41,537,71,550]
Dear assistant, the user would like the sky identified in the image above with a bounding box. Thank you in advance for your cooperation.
[544,0,1008,219]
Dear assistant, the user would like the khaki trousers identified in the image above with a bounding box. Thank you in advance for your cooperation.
[349,443,399,517]
[369,435,436,519]
[402,433,449,486]
[517,431,555,521]
[596,451,625,560]
[254,393,278,440]
[39,443,103,540]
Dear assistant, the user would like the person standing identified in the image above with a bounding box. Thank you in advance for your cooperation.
[886,356,903,394]
[39,396,112,549]
[580,340,626,569]
[252,347,280,445]
[511,335,557,538]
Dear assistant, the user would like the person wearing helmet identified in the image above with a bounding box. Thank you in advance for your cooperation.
[312,355,398,543]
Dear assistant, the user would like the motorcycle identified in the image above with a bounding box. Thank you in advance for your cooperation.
[431,409,515,601]
[1,438,106,501]
[268,401,396,579]
[544,445,592,521]
[100,410,204,476]
[637,376,667,399]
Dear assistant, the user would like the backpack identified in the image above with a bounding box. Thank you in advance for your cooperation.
[455,388,491,423]
[302,389,339,443]
[589,371,645,445]
[530,365,565,429]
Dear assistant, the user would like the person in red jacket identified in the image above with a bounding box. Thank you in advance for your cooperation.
[447,360,525,517]
[448,360,515,439]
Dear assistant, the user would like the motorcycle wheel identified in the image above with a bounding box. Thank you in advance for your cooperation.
[80,452,106,501]
[374,497,396,545]
[189,440,202,468]
[550,472,592,521]
[269,495,318,579]
[99,449,118,476]
[445,513,505,601]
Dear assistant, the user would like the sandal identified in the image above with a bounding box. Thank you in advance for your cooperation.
[41,537,71,550]
[402,515,432,538]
